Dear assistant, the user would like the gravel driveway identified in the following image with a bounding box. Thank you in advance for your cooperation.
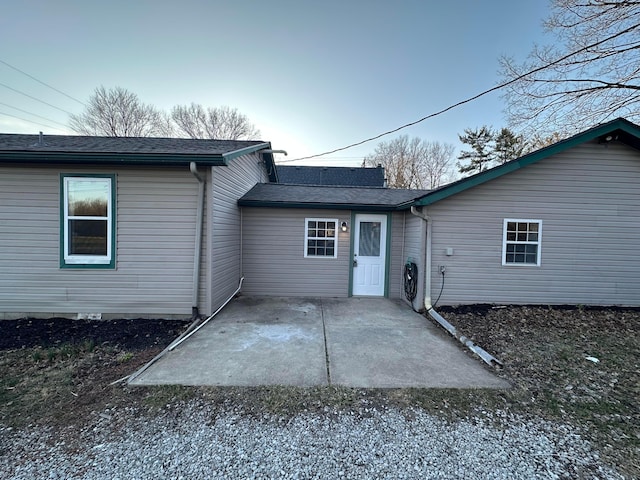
[1,402,623,480]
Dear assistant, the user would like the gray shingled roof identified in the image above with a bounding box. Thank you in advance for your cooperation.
[238,183,429,211]
[276,165,385,187]
[0,133,265,155]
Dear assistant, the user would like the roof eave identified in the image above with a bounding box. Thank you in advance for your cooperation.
[0,142,272,166]
[0,151,229,166]
[221,142,271,164]
[413,117,640,207]
[237,200,400,211]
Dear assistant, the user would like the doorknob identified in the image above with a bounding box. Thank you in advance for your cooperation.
[353,254,358,267]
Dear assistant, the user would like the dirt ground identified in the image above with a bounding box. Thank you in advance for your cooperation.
[0,305,638,478]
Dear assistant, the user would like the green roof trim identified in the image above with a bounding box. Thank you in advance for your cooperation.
[413,118,640,207]
[237,200,400,211]
[221,142,271,164]
[260,151,279,183]
[0,151,230,166]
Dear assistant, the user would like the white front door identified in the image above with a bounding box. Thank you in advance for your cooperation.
[352,214,387,296]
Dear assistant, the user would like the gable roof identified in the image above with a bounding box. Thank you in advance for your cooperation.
[413,117,640,207]
[238,183,429,211]
[276,165,385,187]
[0,133,272,167]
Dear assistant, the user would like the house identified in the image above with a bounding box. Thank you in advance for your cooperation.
[238,118,640,308]
[410,117,640,307]
[1,118,638,320]
[276,165,385,187]
[0,134,277,319]
[238,183,428,298]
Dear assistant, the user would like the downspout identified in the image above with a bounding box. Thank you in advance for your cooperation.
[410,206,502,368]
[410,206,432,310]
[190,162,205,320]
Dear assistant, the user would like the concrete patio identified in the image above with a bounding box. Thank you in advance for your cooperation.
[129,297,509,389]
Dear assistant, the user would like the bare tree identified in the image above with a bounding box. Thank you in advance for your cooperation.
[69,86,168,137]
[423,141,456,188]
[528,131,567,150]
[363,136,455,189]
[171,103,260,140]
[500,0,640,137]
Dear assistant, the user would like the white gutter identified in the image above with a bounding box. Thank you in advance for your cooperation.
[410,206,502,368]
[190,162,205,320]
[410,206,431,308]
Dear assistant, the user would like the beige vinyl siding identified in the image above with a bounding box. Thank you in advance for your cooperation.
[388,211,406,299]
[241,208,352,297]
[209,153,266,312]
[428,140,640,306]
[402,211,426,310]
[0,165,201,317]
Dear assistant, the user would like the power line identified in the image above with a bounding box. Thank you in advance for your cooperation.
[0,81,76,116]
[0,101,70,128]
[285,25,635,162]
[279,84,503,163]
[0,110,68,132]
[0,59,85,106]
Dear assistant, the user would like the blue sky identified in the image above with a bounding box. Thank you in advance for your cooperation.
[1,0,550,165]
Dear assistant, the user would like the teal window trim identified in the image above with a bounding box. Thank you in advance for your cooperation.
[60,173,116,269]
[348,211,356,296]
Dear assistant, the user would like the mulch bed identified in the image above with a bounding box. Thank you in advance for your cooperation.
[0,317,191,350]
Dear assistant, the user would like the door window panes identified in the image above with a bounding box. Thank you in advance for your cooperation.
[359,221,381,256]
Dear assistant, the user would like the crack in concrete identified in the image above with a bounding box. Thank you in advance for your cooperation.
[320,299,331,385]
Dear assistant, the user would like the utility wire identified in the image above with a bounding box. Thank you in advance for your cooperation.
[0,101,70,128]
[0,110,68,132]
[280,85,506,163]
[0,81,76,115]
[0,59,86,106]
[284,24,637,162]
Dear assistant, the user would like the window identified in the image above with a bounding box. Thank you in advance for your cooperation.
[304,218,338,258]
[61,175,115,268]
[502,219,541,266]
[359,221,381,256]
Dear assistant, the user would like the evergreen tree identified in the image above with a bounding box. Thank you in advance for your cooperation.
[456,126,495,175]
[494,128,526,164]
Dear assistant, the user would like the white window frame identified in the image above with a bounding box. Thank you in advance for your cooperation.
[304,218,338,258]
[62,175,115,267]
[502,219,542,267]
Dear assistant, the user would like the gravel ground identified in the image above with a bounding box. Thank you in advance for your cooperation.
[0,402,624,480]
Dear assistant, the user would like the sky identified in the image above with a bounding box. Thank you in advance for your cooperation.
[0,0,551,166]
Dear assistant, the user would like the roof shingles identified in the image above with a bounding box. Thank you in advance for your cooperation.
[238,183,429,210]
[0,133,266,155]
[276,165,385,187]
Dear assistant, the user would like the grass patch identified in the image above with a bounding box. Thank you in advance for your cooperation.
[143,385,198,410]
[117,352,134,363]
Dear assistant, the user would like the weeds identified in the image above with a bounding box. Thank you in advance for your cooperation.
[117,352,134,363]
[143,385,197,410]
